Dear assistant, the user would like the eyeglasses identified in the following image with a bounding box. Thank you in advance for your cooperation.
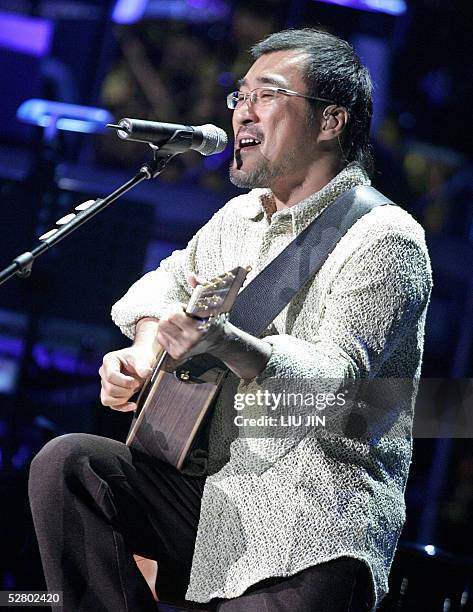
[226,86,336,110]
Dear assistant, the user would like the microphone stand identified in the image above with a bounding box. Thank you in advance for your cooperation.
[0,146,175,285]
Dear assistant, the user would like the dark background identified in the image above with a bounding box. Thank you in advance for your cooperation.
[0,0,473,609]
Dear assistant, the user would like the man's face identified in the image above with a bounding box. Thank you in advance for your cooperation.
[229,50,319,190]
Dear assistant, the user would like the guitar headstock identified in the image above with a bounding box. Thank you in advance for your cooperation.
[186,266,249,319]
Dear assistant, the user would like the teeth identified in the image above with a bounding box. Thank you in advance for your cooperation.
[240,138,261,146]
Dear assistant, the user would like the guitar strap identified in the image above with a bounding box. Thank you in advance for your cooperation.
[181,184,394,377]
[229,184,393,336]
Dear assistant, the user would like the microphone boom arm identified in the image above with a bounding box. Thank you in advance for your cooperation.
[0,148,176,285]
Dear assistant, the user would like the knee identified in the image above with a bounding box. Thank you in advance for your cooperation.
[28,434,94,509]
[30,433,129,487]
[29,433,101,483]
[30,433,116,482]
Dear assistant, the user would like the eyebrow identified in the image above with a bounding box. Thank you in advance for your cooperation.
[237,75,289,89]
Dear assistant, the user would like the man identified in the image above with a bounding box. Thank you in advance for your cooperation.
[29,28,432,611]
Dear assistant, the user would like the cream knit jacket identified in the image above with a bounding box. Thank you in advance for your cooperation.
[111,164,432,607]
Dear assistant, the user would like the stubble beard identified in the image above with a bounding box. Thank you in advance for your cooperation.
[229,158,274,189]
[229,147,299,189]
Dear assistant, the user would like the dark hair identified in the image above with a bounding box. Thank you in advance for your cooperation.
[251,28,373,174]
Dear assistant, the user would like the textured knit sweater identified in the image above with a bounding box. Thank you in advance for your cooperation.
[111,163,432,607]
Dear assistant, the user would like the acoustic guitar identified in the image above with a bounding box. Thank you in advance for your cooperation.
[126,266,248,469]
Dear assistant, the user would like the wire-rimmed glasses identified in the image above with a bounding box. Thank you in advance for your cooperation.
[226,87,336,110]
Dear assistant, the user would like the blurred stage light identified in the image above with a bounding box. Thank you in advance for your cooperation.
[145,0,229,23]
[0,10,53,57]
[0,356,19,394]
[112,0,148,24]
[314,0,407,16]
[17,99,114,135]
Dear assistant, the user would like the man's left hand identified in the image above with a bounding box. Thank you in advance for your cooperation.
[156,274,272,381]
[156,305,225,365]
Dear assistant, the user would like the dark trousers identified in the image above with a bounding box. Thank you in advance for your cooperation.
[29,433,374,612]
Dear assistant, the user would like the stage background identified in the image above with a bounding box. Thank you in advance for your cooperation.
[0,1,472,609]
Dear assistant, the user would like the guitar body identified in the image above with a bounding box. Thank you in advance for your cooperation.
[126,357,226,469]
[125,266,248,470]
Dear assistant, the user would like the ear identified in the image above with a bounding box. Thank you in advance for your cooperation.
[319,105,348,142]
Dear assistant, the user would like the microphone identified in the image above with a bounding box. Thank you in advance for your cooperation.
[107,118,228,156]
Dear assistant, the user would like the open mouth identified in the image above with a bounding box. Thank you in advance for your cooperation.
[234,134,263,168]
[238,137,262,151]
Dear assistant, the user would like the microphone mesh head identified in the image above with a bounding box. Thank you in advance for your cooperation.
[195,124,228,156]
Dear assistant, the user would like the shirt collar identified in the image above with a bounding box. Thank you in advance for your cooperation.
[236,163,371,233]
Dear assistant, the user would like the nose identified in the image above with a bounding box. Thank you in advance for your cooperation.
[232,98,259,129]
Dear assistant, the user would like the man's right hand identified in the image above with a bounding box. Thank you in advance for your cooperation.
[100,318,161,411]
[99,345,156,412]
